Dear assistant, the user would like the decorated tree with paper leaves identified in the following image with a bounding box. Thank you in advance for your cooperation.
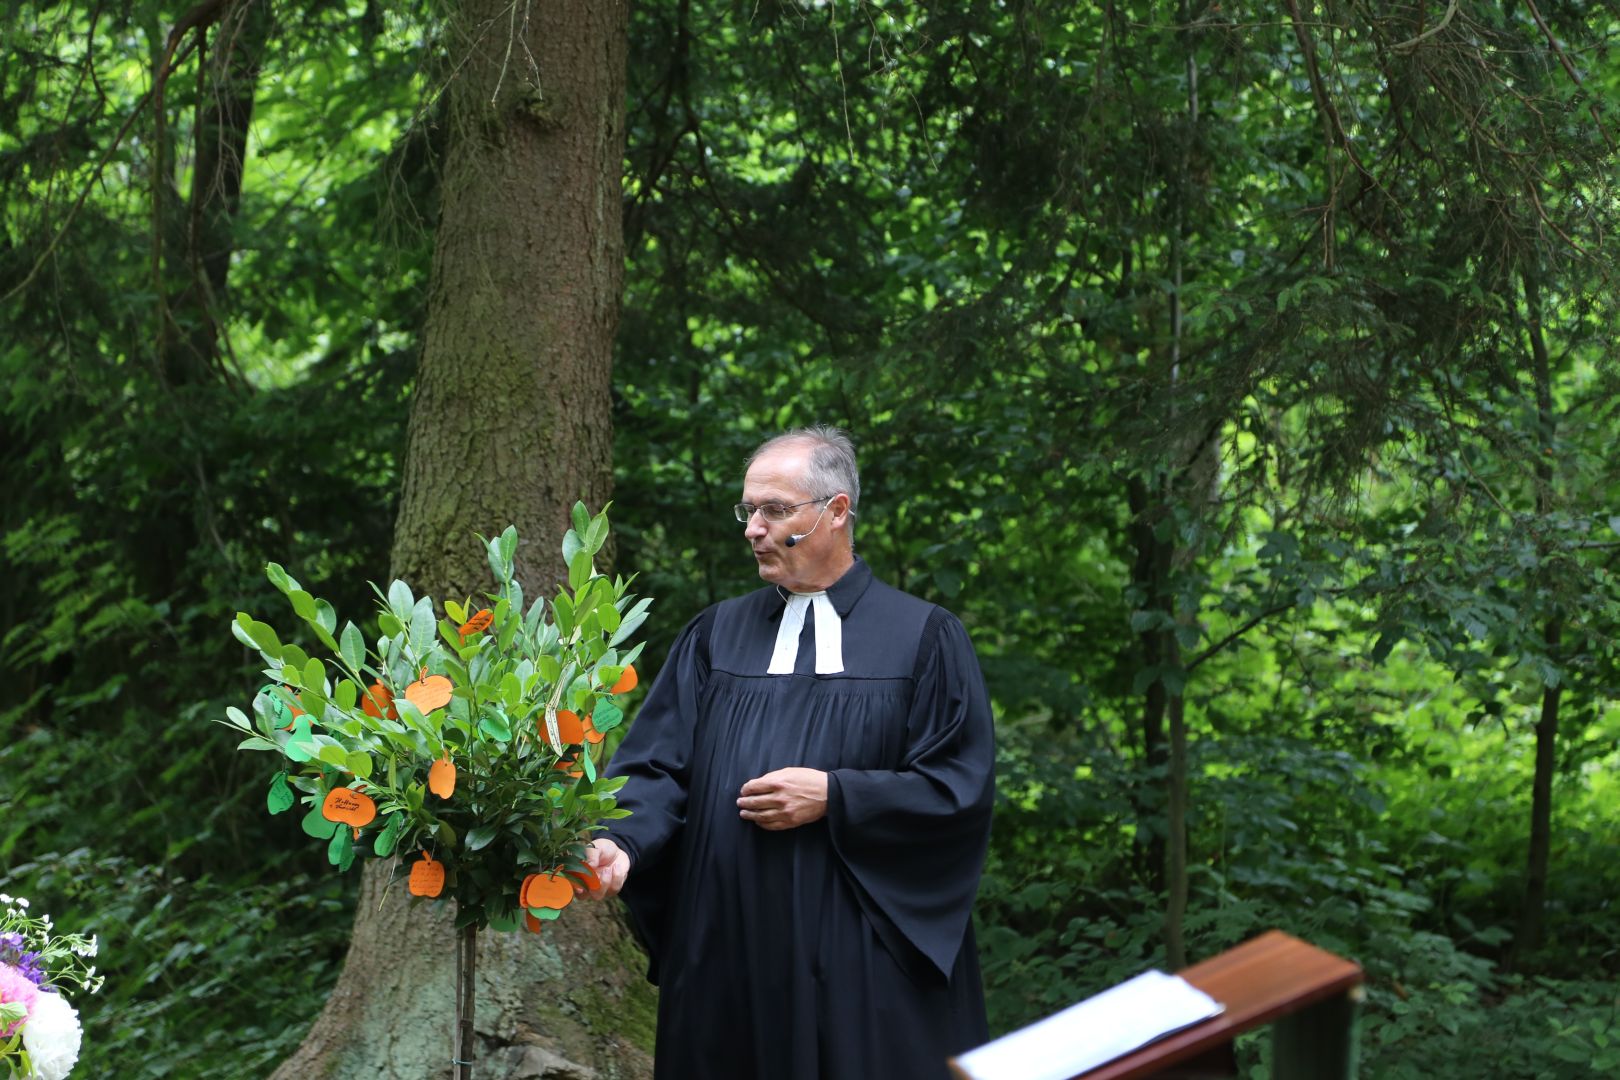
[224,510,650,1076]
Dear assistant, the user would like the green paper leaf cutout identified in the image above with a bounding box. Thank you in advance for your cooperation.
[373,813,404,858]
[259,685,292,727]
[487,909,520,933]
[328,824,353,867]
[526,905,563,921]
[286,715,319,762]
[302,805,339,839]
[591,697,623,734]
[267,772,295,815]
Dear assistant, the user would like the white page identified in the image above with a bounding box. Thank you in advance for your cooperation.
[953,970,1224,1080]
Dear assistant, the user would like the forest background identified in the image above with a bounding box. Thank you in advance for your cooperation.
[2,1,1619,1077]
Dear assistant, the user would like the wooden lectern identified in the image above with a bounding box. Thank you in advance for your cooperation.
[950,930,1364,1080]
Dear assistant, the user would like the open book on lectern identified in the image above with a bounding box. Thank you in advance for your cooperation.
[953,969,1224,1080]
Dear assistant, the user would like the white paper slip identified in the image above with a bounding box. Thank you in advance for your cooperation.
[953,969,1224,1080]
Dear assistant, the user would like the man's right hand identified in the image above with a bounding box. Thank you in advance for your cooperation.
[579,837,630,900]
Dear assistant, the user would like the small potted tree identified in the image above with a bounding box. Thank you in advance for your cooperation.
[219,504,647,1077]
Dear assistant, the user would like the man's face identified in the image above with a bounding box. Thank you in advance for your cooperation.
[741,444,849,591]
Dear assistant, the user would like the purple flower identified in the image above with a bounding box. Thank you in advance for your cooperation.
[0,932,45,986]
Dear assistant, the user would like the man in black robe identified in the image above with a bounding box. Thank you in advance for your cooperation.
[581,426,995,1079]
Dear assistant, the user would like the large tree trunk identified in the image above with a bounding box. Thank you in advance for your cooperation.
[272,1,655,1076]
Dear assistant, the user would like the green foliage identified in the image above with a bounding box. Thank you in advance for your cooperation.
[220,510,649,929]
[3,0,1619,1074]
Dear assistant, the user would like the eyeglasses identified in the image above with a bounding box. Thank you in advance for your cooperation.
[733,497,833,523]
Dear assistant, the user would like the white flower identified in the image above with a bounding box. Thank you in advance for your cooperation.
[21,991,81,1080]
[15,898,27,910]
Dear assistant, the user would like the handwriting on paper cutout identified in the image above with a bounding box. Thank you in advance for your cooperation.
[610,664,638,695]
[429,755,456,799]
[458,609,493,642]
[404,673,453,713]
[321,786,377,829]
[408,852,445,897]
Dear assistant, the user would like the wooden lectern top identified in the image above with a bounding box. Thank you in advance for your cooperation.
[951,930,1363,1080]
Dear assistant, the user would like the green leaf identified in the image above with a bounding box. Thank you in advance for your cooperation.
[562,529,584,568]
[499,525,518,570]
[334,679,358,711]
[328,825,353,868]
[304,657,325,691]
[301,806,339,839]
[584,514,608,555]
[346,750,374,779]
[387,579,414,619]
[571,501,590,535]
[267,772,295,814]
[245,618,282,658]
[466,824,498,852]
[265,562,293,594]
[478,710,513,741]
[537,654,562,684]
[317,745,351,769]
[582,747,597,782]
[373,813,404,857]
[314,599,338,636]
[409,597,436,654]
[340,622,365,671]
[568,548,593,591]
[445,598,468,625]
[290,589,317,621]
[487,537,507,583]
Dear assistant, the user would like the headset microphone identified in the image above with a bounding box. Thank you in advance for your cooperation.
[785,498,835,548]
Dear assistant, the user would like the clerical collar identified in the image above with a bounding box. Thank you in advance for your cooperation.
[765,558,871,675]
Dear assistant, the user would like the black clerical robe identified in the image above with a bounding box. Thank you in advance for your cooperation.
[604,558,996,1080]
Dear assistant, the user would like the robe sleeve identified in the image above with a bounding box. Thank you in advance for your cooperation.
[825,606,996,980]
[602,607,711,979]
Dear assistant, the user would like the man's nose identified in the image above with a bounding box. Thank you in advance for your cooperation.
[743,511,767,539]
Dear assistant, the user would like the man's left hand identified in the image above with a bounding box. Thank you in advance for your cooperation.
[738,768,828,830]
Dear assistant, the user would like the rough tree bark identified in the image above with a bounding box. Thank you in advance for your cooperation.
[270,1,656,1076]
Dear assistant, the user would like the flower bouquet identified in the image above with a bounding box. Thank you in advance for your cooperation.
[0,893,101,1080]
[218,505,648,1076]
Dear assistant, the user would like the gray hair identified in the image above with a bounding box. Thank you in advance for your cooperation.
[748,425,861,522]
